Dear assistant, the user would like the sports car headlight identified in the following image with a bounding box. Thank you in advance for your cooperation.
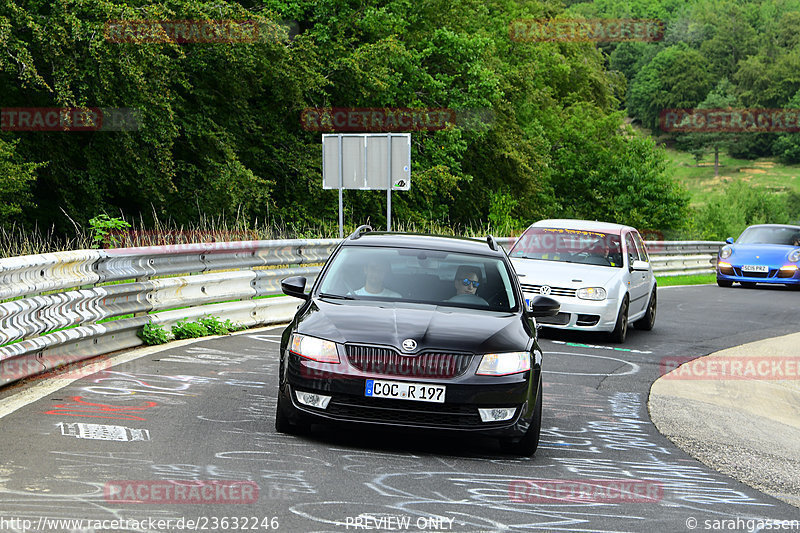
[789,249,800,263]
[576,287,607,300]
[720,246,733,259]
[290,334,340,364]
[476,352,531,376]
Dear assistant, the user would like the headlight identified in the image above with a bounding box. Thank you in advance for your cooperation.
[789,249,800,263]
[576,287,607,300]
[720,246,733,259]
[290,334,340,363]
[476,352,531,376]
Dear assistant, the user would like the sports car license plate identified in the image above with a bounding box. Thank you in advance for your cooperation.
[741,265,768,273]
[365,379,445,403]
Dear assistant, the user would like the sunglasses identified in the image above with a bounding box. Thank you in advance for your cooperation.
[461,278,480,288]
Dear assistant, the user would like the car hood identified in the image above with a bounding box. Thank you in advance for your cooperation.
[296,299,531,354]
[510,258,621,288]
[726,244,798,265]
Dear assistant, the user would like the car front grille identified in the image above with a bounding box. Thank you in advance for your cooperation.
[733,267,774,279]
[537,312,571,325]
[323,395,508,428]
[520,283,576,298]
[346,345,473,379]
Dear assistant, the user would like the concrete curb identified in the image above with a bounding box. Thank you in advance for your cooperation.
[648,333,800,508]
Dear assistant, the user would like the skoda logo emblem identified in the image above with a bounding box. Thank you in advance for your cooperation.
[540,285,552,296]
[402,339,417,352]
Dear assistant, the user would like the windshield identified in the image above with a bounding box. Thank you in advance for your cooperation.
[737,226,800,246]
[510,227,623,268]
[317,246,519,312]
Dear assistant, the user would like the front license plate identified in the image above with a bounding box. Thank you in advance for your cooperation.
[365,379,446,403]
[741,265,768,273]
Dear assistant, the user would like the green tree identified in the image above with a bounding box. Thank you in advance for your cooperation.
[773,89,800,164]
[674,79,737,176]
[548,103,689,230]
[628,44,714,132]
[0,138,41,224]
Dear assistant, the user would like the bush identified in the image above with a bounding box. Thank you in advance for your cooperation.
[692,181,795,240]
[138,322,170,345]
[172,320,210,340]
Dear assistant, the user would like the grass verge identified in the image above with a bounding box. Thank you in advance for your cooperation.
[656,273,716,286]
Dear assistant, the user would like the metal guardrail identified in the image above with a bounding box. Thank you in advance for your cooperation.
[0,237,721,387]
[499,237,722,277]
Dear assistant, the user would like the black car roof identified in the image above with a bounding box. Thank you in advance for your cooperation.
[342,232,506,256]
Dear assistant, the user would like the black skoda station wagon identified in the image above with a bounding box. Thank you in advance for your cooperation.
[275,227,559,455]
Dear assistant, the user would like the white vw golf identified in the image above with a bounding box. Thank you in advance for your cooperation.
[508,220,657,343]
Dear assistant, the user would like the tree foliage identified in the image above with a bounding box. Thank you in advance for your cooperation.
[1,0,694,238]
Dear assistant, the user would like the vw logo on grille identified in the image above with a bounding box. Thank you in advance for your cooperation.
[401,339,417,352]
[539,285,552,296]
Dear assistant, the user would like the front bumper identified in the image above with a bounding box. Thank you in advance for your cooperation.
[279,353,540,437]
[717,265,800,285]
[524,293,619,332]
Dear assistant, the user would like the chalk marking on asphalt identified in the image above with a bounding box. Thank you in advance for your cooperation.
[548,340,653,354]
[0,325,285,420]
[543,351,641,377]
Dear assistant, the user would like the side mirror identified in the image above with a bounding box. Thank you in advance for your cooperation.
[631,260,650,272]
[281,276,309,300]
[725,237,734,244]
[527,295,560,318]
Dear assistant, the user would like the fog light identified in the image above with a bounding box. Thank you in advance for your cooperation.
[778,265,798,278]
[718,261,733,274]
[295,391,331,409]
[478,407,516,422]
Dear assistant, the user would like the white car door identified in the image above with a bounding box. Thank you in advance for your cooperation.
[624,231,649,315]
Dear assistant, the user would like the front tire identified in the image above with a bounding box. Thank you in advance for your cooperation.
[500,376,542,456]
[609,296,629,343]
[717,279,733,287]
[275,390,308,436]
[634,288,657,331]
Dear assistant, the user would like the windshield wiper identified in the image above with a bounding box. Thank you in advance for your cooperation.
[318,292,355,300]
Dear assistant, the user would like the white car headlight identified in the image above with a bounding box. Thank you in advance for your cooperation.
[476,352,531,376]
[290,334,340,364]
[576,287,607,300]
[720,246,733,259]
[789,249,800,263]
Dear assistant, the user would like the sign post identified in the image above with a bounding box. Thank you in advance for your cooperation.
[322,133,411,237]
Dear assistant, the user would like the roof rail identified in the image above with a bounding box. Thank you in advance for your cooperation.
[486,235,499,251]
[348,225,373,240]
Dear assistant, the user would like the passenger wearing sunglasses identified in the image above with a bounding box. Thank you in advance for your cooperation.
[446,265,487,305]
[454,266,481,295]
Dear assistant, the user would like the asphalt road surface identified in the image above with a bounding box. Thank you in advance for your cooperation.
[0,284,798,533]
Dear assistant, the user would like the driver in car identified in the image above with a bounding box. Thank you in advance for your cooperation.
[353,258,402,298]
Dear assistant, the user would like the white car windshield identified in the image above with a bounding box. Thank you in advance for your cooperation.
[510,227,624,268]
[317,247,519,312]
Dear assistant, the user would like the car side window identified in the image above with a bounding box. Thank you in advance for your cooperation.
[624,233,640,265]
[632,232,649,262]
